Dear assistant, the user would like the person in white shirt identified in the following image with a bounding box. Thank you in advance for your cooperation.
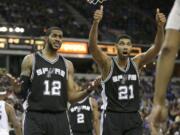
[0,87,22,135]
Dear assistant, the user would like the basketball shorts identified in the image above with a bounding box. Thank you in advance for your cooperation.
[166,0,180,30]
[100,111,143,135]
[23,111,72,135]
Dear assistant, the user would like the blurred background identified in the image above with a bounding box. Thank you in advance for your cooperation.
[0,0,179,134]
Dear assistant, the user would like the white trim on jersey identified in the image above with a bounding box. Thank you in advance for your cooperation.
[113,57,130,73]
[61,56,68,80]
[23,91,31,112]
[77,96,88,104]
[22,112,26,135]
[65,111,73,135]
[89,97,93,111]
[37,51,60,64]
[30,53,36,82]
[100,83,108,111]
[67,102,71,109]
[101,59,114,83]
[100,110,105,135]
[131,58,140,84]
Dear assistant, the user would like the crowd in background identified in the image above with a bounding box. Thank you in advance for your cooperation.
[0,67,179,135]
[0,0,174,43]
[0,0,89,38]
[0,0,179,134]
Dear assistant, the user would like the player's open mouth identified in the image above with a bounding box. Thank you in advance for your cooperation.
[54,43,60,48]
[122,51,128,55]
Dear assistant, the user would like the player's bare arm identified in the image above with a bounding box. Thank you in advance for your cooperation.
[154,30,180,105]
[89,5,111,80]
[7,54,33,94]
[133,8,166,69]
[20,54,33,77]
[91,97,100,135]
[149,30,180,135]
[66,60,101,103]
[6,103,22,135]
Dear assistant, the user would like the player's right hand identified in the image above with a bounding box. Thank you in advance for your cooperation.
[93,5,103,23]
[148,104,168,135]
[155,8,166,28]
[6,73,22,91]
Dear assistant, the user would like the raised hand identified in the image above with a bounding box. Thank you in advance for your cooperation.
[156,8,166,27]
[93,5,103,23]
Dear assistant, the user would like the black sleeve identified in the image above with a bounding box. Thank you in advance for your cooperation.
[15,75,31,99]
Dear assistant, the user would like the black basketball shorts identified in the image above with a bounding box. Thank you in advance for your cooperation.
[100,111,143,135]
[23,111,72,135]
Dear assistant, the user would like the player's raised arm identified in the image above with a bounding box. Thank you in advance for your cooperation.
[67,60,101,103]
[133,8,166,69]
[89,6,111,76]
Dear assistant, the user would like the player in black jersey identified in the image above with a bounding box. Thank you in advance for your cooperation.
[89,6,166,135]
[68,96,100,135]
[7,27,101,135]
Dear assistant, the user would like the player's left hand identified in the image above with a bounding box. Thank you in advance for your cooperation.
[156,8,166,27]
[6,73,22,91]
[148,104,168,135]
[87,76,101,93]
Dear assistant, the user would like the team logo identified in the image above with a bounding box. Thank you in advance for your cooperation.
[121,74,128,84]
[47,68,55,78]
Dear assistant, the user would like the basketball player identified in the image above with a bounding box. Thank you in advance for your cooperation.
[150,0,180,134]
[89,6,166,135]
[68,96,100,135]
[7,27,101,135]
[0,87,22,135]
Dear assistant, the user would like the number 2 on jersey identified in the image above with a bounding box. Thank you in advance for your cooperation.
[118,85,134,100]
[77,113,84,124]
[43,80,61,96]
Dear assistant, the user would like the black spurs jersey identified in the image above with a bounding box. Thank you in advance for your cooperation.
[101,57,140,112]
[68,97,93,133]
[26,51,68,112]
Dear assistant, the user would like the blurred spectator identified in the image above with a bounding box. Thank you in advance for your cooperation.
[0,0,174,43]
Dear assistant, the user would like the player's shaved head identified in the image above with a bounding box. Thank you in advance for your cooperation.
[45,27,63,36]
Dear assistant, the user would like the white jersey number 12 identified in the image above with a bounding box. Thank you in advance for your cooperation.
[43,80,61,96]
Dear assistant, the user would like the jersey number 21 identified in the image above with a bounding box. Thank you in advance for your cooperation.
[118,85,134,100]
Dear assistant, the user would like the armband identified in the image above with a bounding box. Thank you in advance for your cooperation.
[16,75,31,99]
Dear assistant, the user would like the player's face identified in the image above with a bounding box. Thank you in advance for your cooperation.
[115,38,132,57]
[48,30,63,51]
